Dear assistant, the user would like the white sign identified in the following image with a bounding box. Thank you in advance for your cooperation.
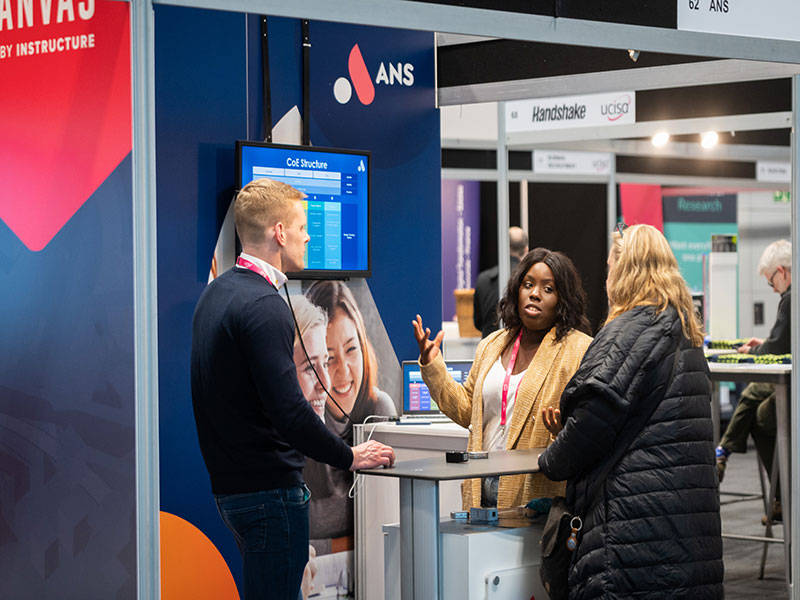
[757,161,792,183]
[533,151,612,176]
[678,0,800,43]
[505,91,636,133]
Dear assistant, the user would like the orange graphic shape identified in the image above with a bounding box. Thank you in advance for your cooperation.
[348,44,375,105]
[161,511,239,599]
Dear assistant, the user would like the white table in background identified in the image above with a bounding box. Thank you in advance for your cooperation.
[707,362,791,593]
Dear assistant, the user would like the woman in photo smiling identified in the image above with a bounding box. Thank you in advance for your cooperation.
[291,295,329,421]
[305,280,396,443]
[413,248,593,509]
[300,281,395,592]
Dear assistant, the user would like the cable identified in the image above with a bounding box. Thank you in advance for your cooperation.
[283,285,392,498]
[283,284,354,425]
[301,20,310,146]
[261,16,272,142]
[348,414,393,499]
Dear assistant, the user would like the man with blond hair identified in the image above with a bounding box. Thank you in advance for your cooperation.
[191,178,394,600]
[716,240,791,521]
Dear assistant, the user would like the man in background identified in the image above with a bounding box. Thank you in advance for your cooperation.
[473,226,529,337]
[716,240,791,519]
[191,178,395,600]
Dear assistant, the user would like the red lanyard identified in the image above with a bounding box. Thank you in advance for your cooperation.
[236,256,275,288]
[501,329,524,428]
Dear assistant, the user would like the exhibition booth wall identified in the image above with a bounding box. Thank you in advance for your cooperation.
[1,2,441,596]
[0,3,138,598]
[154,6,441,595]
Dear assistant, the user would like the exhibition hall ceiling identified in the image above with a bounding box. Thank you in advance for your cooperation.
[437,34,796,178]
[413,0,675,28]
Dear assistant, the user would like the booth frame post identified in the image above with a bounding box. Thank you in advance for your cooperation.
[520,179,529,238]
[792,74,800,600]
[152,0,800,64]
[774,383,793,595]
[497,102,510,298]
[131,1,161,599]
[607,154,616,254]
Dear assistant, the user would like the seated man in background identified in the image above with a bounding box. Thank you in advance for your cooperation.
[473,226,529,338]
[716,240,791,519]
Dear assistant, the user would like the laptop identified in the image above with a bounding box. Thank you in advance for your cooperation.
[399,359,473,422]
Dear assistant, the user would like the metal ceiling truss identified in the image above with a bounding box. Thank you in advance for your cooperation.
[439,60,800,106]
[505,111,792,147]
[151,0,800,63]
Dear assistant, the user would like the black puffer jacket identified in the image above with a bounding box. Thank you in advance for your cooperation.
[538,305,723,600]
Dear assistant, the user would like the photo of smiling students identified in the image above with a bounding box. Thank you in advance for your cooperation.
[305,280,397,441]
[299,280,397,596]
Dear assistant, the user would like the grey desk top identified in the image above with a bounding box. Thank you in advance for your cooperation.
[358,447,544,481]
[707,362,791,384]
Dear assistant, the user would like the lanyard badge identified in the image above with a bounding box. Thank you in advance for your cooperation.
[500,329,524,431]
[236,256,275,287]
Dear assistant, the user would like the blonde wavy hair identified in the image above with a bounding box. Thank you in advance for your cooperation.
[606,224,704,346]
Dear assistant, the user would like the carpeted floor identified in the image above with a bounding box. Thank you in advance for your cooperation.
[719,440,788,599]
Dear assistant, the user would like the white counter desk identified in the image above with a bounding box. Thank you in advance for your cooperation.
[707,361,792,592]
[358,447,544,600]
[353,422,468,599]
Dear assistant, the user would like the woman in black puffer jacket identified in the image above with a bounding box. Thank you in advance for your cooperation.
[538,224,723,600]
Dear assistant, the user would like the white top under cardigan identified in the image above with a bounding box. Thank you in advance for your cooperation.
[481,357,526,452]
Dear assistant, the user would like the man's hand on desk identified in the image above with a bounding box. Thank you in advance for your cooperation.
[737,338,764,354]
[350,440,396,470]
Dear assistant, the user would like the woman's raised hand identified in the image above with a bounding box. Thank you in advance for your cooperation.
[412,314,444,365]
[541,406,563,436]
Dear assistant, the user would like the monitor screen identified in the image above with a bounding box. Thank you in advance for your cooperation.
[236,141,371,279]
[402,360,473,415]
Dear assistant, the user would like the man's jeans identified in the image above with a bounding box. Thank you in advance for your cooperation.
[215,486,311,600]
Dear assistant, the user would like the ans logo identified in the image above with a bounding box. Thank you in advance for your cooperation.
[601,94,632,122]
[333,43,415,105]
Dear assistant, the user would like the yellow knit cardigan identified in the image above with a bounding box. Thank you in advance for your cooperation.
[420,326,592,509]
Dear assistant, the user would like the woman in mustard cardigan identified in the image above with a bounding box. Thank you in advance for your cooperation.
[413,248,592,509]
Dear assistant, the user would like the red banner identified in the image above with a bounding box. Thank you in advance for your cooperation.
[0,0,131,251]
[619,183,663,231]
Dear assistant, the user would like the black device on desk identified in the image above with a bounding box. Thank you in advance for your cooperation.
[446,451,469,463]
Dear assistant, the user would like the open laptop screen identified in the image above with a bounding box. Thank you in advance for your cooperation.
[401,359,473,415]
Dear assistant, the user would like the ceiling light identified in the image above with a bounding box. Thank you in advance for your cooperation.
[700,131,719,149]
[651,132,670,147]
[628,49,640,62]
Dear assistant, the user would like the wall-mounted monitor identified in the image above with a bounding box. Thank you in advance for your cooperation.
[236,140,371,279]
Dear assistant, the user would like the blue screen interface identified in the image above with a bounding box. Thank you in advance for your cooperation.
[239,143,369,273]
[402,360,473,413]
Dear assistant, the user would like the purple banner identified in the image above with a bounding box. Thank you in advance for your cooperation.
[441,180,480,321]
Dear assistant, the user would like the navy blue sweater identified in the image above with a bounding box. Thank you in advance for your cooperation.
[191,267,353,494]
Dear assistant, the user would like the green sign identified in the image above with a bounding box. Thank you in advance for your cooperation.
[662,194,738,294]
[774,191,791,203]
